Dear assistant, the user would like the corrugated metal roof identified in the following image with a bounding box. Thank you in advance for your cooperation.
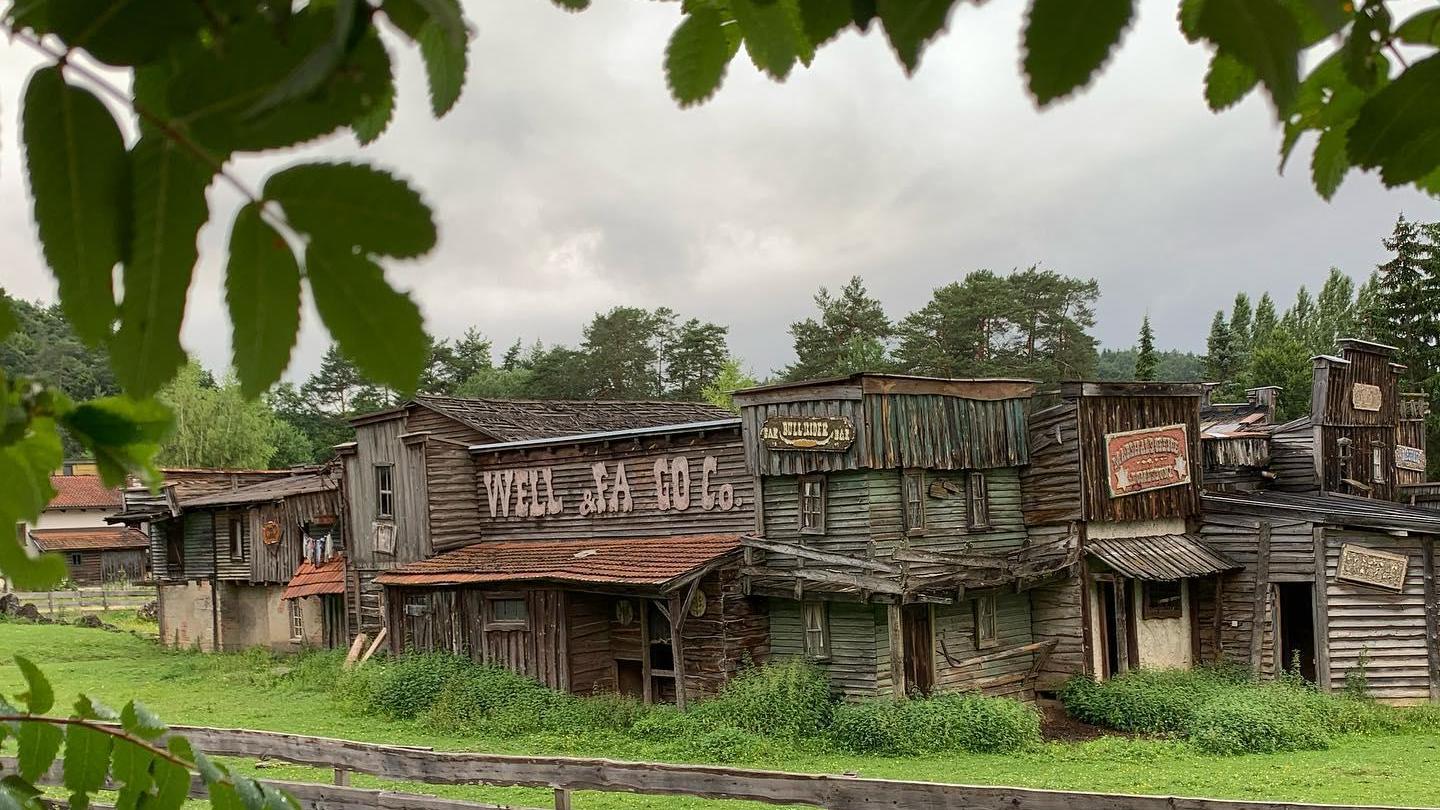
[1203,490,1440,532]
[375,534,742,590]
[182,474,336,508]
[1087,533,1239,581]
[46,476,121,510]
[29,527,148,552]
[282,555,347,600]
[470,419,740,454]
[408,395,735,442]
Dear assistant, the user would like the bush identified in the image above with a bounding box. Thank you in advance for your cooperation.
[1060,670,1233,735]
[357,653,475,719]
[1190,690,1330,755]
[830,693,1040,755]
[422,664,562,732]
[691,659,833,740]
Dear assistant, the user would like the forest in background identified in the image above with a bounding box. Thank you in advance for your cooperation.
[4,215,1436,470]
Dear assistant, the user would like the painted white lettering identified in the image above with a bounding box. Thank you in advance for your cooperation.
[700,455,718,510]
[671,456,691,511]
[653,458,671,510]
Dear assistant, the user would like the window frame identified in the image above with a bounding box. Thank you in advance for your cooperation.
[375,464,396,520]
[973,594,998,649]
[967,471,990,530]
[288,599,304,641]
[797,475,827,536]
[902,470,927,536]
[1371,443,1387,485]
[484,593,531,631]
[1142,580,1184,620]
[228,515,245,561]
[69,552,83,567]
[801,601,831,661]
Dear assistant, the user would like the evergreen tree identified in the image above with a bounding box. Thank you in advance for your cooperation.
[785,276,893,379]
[1205,310,1239,396]
[1134,315,1158,381]
[501,338,524,371]
[303,345,368,413]
[582,306,665,398]
[1252,292,1279,346]
[1376,214,1440,382]
[1314,268,1357,351]
[1007,266,1100,380]
[1230,293,1253,355]
[1353,271,1383,341]
[1247,325,1314,421]
[894,271,1013,377]
[663,319,730,401]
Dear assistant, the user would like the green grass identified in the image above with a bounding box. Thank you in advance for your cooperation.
[2,622,1439,809]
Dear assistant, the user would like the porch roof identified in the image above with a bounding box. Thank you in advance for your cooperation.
[375,534,742,591]
[28,527,148,552]
[1087,533,1239,581]
[282,555,347,600]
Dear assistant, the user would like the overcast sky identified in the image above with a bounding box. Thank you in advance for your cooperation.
[2,0,1436,381]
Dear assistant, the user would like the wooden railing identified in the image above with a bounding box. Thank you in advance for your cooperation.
[8,587,152,616]
[20,724,1436,810]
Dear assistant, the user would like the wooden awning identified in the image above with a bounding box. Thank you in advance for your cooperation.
[1087,534,1238,581]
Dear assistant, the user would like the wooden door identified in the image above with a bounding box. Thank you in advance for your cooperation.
[902,605,934,696]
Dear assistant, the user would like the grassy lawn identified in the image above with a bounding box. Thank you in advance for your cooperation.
[1,621,1438,809]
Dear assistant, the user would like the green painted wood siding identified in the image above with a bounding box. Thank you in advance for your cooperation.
[931,593,1034,698]
[769,599,879,698]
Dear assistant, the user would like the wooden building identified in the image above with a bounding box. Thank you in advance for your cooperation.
[1023,382,1239,687]
[135,471,343,651]
[26,527,148,586]
[732,374,1073,701]
[376,419,765,706]
[338,395,732,636]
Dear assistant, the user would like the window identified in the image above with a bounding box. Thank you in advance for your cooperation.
[1143,580,1184,620]
[974,595,997,648]
[798,475,827,535]
[1372,443,1386,485]
[288,600,304,641]
[485,596,530,630]
[69,553,83,567]
[375,464,395,519]
[903,471,926,535]
[228,516,245,560]
[801,601,831,660]
[165,523,184,575]
[967,471,990,529]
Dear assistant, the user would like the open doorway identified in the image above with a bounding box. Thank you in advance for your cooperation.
[1097,581,1123,678]
[901,604,934,696]
[1275,582,1317,682]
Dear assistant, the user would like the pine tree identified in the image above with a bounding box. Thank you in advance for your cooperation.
[785,276,893,379]
[1253,293,1279,346]
[1314,268,1357,351]
[1230,293,1253,354]
[1205,310,1238,396]
[1353,272,1383,341]
[664,319,731,401]
[1376,214,1440,382]
[1134,316,1158,381]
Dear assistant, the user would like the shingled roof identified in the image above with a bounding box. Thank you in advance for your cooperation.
[29,527,147,552]
[47,476,121,510]
[409,395,734,442]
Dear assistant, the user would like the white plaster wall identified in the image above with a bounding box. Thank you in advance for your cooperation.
[158,581,216,651]
[24,508,118,539]
[1133,584,1192,669]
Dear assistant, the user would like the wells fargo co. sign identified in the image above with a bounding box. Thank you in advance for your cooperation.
[760,415,856,452]
[1337,544,1408,592]
[1104,423,1192,497]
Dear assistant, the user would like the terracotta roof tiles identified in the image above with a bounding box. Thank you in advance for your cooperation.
[46,476,121,510]
[282,555,348,600]
[29,527,148,552]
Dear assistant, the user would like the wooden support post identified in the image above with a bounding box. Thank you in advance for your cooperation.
[343,632,369,670]
[640,600,653,705]
[669,592,688,711]
[1114,579,1132,674]
[357,627,387,667]
[1312,526,1332,692]
[1251,521,1272,675]
[554,788,572,810]
[887,603,906,699]
[1423,536,1439,703]
[333,767,350,786]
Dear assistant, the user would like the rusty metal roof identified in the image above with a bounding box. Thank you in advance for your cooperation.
[375,534,743,590]
[29,527,147,552]
[282,555,347,600]
[47,476,121,510]
[1087,533,1239,581]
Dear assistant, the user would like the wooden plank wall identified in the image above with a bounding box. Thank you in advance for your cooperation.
[739,396,868,476]
[1021,402,1081,525]
[1029,570,1086,687]
[1269,422,1319,492]
[99,549,147,583]
[769,600,879,698]
[1076,395,1202,523]
[930,593,1036,700]
[64,551,104,586]
[406,407,490,555]
[1319,425,1400,501]
[249,490,340,584]
[345,417,431,568]
[181,512,216,581]
[681,568,770,701]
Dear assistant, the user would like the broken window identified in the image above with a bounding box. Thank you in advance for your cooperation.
[1142,580,1183,620]
[967,471,990,529]
[798,475,826,535]
[974,595,997,648]
[802,601,831,660]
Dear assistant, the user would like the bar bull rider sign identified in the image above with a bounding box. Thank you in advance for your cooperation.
[1105,423,1192,497]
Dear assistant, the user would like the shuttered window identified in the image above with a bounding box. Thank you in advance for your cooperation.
[903,471,926,535]
[967,471,990,529]
[798,475,826,535]
[376,464,395,518]
[802,601,830,660]
[486,596,530,630]
[974,595,997,648]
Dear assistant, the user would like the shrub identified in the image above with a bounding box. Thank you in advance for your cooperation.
[830,693,1040,755]
[688,727,772,762]
[1190,689,1330,755]
[360,653,474,719]
[1060,670,1233,735]
[422,664,563,732]
[692,659,833,739]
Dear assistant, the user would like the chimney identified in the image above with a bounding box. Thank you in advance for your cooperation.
[1200,383,1219,409]
[1245,386,1281,424]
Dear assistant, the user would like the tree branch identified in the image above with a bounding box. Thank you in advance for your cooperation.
[0,715,194,770]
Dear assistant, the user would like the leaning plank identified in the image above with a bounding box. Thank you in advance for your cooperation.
[740,565,902,594]
[359,627,388,667]
[144,727,1436,810]
[742,536,902,574]
[344,632,370,670]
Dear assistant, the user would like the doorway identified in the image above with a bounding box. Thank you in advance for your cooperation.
[901,604,935,696]
[1275,582,1317,682]
[1097,580,1126,679]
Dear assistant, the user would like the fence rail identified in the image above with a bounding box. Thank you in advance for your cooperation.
[7,587,152,615]
[21,724,1426,810]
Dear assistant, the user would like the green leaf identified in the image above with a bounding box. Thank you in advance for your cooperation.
[110,739,156,805]
[1178,0,1204,42]
[1204,51,1258,111]
[265,162,436,259]
[151,759,191,810]
[666,7,734,107]
[73,695,118,722]
[110,137,213,398]
[13,656,53,715]
[63,722,113,804]
[34,0,205,66]
[876,0,959,74]
[1348,53,1440,186]
[225,204,302,399]
[1023,0,1135,106]
[851,0,876,31]
[731,0,803,80]
[120,701,168,741]
[799,0,853,46]
[418,17,468,117]
[15,721,62,782]
[21,66,127,346]
[0,417,68,591]
[1397,8,1440,45]
[247,0,364,118]
[1196,0,1301,115]
[551,0,588,10]
[1312,124,1350,199]
[353,71,396,145]
[0,778,41,810]
[305,244,427,394]
[59,396,173,489]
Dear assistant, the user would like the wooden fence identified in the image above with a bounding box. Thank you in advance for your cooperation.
[21,724,1438,810]
[8,587,152,616]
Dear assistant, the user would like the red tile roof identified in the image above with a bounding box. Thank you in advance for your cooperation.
[47,476,121,510]
[28,527,148,552]
[375,534,743,590]
[282,555,347,600]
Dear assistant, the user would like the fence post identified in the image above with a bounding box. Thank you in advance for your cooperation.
[553,788,571,810]
[102,588,109,611]
[333,768,350,786]
[47,591,54,617]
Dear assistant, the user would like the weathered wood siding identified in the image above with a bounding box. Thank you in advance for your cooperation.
[1076,395,1202,523]
[99,549,147,583]
[63,551,103,586]
[1269,421,1319,492]
[248,490,340,584]
[770,600,879,698]
[929,593,1036,700]
[1030,572,1086,687]
[343,418,430,567]
[407,407,490,555]
[1318,425,1399,501]
[1022,402,1081,525]
[472,427,753,543]
[387,586,568,690]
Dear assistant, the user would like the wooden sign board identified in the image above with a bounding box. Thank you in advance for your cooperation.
[1336,544,1408,592]
[1351,383,1383,412]
[1396,444,1426,472]
[1104,423,1192,497]
[760,416,856,452]
[261,520,281,545]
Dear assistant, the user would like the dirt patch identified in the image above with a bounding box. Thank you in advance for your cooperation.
[1039,703,1115,742]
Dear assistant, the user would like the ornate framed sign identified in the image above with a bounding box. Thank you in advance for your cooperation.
[1351,383,1383,412]
[1104,423,1191,497]
[1336,544,1407,592]
[1396,445,1426,473]
[261,520,281,545]
[760,415,856,452]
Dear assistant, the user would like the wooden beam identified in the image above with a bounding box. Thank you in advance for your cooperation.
[743,537,902,574]
[1251,522,1272,673]
[1212,575,1224,666]
[343,633,369,670]
[887,603,906,699]
[1423,535,1440,703]
[741,565,903,595]
[1312,526,1333,692]
[669,592,687,711]
[358,627,387,667]
[890,547,1008,569]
